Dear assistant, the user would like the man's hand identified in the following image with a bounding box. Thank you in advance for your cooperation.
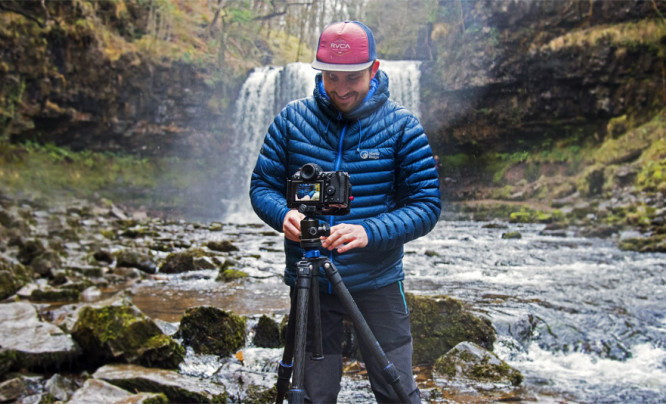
[321,223,368,253]
[282,209,304,242]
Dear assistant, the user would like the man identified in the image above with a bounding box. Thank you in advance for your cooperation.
[250,20,441,403]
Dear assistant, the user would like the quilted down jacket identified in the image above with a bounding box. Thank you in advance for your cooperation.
[250,69,441,293]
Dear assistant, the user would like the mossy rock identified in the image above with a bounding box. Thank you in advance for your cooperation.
[30,287,80,302]
[501,231,522,239]
[0,256,34,300]
[406,294,495,365]
[206,240,239,252]
[434,341,523,386]
[115,250,157,274]
[176,306,246,356]
[159,251,196,274]
[618,234,666,252]
[17,239,46,265]
[216,268,248,282]
[252,315,282,348]
[71,302,185,369]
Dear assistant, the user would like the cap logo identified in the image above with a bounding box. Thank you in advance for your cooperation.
[330,38,351,55]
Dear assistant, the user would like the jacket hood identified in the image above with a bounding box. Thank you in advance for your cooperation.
[313,69,390,121]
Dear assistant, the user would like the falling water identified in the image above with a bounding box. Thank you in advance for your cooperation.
[224,60,422,223]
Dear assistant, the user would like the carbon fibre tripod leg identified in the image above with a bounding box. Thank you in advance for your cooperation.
[321,259,411,403]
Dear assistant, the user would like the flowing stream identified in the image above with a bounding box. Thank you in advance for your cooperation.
[131,219,666,403]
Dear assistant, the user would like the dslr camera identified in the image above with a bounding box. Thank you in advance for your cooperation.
[287,163,352,215]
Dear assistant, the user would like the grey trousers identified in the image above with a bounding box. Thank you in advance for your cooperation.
[290,282,421,404]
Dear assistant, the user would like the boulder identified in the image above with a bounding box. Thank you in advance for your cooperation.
[434,341,523,386]
[115,250,157,274]
[0,256,34,300]
[176,306,245,356]
[252,315,282,348]
[0,302,81,372]
[0,377,27,402]
[71,299,184,369]
[406,294,495,365]
[206,240,239,252]
[69,378,167,404]
[93,364,227,403]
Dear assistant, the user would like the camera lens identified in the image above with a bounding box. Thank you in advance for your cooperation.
[300,163,322,180]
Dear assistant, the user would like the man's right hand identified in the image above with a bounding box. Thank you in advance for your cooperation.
[282,209,304,242]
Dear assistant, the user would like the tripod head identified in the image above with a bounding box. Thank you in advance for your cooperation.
[297,205,330,251]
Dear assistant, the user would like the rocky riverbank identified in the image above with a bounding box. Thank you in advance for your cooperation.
[1,194,533,403]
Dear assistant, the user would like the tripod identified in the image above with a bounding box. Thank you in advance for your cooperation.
[275,211,410,403]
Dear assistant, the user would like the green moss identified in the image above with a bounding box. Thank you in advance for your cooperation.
[406,294,495,365]
[217,269,248,282]
[177,306,246,357]
[73,303,184,368]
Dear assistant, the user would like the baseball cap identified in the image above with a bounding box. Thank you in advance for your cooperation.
[311,21,377,72]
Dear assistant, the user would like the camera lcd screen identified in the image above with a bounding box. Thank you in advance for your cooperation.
[294,182,321,202]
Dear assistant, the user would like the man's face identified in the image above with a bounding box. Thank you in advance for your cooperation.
[322,62,379,113]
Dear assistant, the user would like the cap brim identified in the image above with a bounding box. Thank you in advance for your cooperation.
[311,59,374,72]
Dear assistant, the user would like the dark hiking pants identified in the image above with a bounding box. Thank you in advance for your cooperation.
[288,281,421,404]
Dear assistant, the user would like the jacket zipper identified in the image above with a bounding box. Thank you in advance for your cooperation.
[327,116,346,294]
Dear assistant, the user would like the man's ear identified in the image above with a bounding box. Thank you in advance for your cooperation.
[370,60,380,79]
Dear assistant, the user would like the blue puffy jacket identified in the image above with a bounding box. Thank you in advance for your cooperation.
[250,69,441,293]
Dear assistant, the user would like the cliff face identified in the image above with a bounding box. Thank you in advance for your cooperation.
[420,0,664,155]
[0,0,239,157]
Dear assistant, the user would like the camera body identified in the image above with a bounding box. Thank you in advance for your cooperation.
[287,163,352,216]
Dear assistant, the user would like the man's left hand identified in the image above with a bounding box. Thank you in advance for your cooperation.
[321,223,368,253]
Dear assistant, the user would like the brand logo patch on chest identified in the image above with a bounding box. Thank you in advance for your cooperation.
[359,150,380,160]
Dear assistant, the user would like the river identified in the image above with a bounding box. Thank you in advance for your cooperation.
[128,216,666,403]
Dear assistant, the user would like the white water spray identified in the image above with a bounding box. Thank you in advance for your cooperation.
[225,60,423,223]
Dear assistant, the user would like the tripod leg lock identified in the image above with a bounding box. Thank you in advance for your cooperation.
[275,361,293,402]
[382,362,403,388]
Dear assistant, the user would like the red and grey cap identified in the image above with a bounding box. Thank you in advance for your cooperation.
[311,21,377,72]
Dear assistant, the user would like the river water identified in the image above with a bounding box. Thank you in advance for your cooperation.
[129,216,666,403]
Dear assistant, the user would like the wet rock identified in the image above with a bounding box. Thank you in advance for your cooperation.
[30,286,81,302]
[579,224,619,239]
[159,250,196,273]
[406,294,495,365]
[93,363,226,403]
[17,239,46,265]
[0,377,26,402]
[0,301,81,372]
[216,268,249,282]
[434,341,523,386]
[0,255,34,300]
[69,378,167,404]
[618,234,666,252]
[71,299,184,369]
[176,306,246,356]
[92,249,113,263]
[29,250,61,277]
[501,231,522,239]
[159,249,214,273]
[45,373,80,401]
[206,240,239,252]
[252,315,282,348]
[115,250,157,274]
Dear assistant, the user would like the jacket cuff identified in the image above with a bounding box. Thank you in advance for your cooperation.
[360,221,374,248]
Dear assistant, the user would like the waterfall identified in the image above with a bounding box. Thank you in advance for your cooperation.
[225,60,422,223]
